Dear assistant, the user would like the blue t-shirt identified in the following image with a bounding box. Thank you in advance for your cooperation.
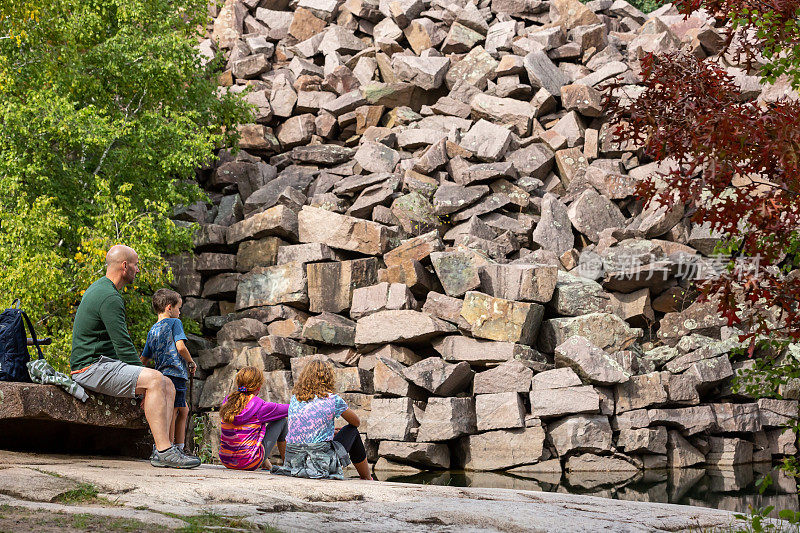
[141,318,189,380]
[285,394,348,444]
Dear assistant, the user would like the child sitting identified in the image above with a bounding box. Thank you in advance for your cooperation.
[140,289,197,454]
[219,366,289,470]
[272,360,373,480]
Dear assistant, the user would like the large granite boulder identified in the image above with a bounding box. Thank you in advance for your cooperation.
[416,397,477,442]
[463,425,547,471]
[475,392,525,431]
[554,336,631,385]
[355,310,456,345]
[404,357,474,396]
[548,414,613,456]
[298,206,391,255]
[367,397,418,441]
[378,441,450,469]
[473,360,535,394]
[432,335,547,366]
[529,367,600,418]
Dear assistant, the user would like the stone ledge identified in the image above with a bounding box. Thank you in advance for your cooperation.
[0,382,146,428]
[0,382,150,458]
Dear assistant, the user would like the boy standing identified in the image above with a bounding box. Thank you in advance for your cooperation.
[141,289,197,452]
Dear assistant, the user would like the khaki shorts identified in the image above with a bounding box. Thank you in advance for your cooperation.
[71,356,143,398]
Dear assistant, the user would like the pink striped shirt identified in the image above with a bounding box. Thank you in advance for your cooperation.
[219,395,288,470]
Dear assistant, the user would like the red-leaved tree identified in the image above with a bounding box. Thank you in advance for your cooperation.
[604,1,800,357]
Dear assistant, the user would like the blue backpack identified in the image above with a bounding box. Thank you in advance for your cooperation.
[0,299,44,382]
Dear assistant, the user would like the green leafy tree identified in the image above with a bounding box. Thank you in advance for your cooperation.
[0,0,251,370]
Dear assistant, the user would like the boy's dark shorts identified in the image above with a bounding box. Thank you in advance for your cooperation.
[168,376,188,408]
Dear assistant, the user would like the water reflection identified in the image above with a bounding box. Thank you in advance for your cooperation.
[378,464,799,518]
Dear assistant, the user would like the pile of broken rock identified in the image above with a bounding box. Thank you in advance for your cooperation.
[171,0,800,477]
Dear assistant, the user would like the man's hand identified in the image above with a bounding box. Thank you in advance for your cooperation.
[187,360,197,376]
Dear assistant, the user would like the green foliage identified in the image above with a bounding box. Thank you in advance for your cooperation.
[0,0,251,370]
[628,0,663,13]
[732,6,800,89]
[734,504,800,533]
[191,414,214,464]
[730,337,799,398]
[579,0,663,13]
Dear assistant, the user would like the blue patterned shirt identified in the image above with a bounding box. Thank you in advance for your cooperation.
[141,318,189,379]
[286,394,348,444]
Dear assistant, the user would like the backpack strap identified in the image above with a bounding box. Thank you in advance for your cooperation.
[11,299,21,309]
[21,311,44,361]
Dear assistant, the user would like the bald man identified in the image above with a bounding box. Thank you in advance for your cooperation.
[71,245,200,468]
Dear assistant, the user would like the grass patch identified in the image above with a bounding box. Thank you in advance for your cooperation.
[167,510,282,532]
[56,482,99,504]
[53,481,123,507]
[0,506,165,532]
[71,513,156,531]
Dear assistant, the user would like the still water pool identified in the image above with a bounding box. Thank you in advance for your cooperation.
[376,464,799,518]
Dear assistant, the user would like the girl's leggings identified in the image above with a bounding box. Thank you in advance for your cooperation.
[262,418,288,455]
[332,424,367,464]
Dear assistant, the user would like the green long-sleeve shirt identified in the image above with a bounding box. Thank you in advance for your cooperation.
[70,277,142,371]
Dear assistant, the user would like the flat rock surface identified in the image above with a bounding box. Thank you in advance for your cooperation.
[0,451,738,532]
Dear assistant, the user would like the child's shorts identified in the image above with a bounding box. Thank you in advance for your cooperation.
[167,376,188,408]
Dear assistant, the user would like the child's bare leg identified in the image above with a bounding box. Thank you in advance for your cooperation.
[277,440,286,461]
[261,445,272,470]
[262,419,288,463]
[353,459,372,480]
[174,406,189,445]
[169,407,178,444]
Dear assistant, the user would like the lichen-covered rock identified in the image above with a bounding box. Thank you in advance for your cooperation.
[235,263,308,310]
[461,291,544,345]
[554,336,631,385]
[614,372,669,414]
[301,312,357,346]
[538,313,642,353]
[430,249,490,297]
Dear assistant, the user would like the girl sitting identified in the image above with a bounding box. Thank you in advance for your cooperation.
[272,359,373,480]
[219,366,289,470]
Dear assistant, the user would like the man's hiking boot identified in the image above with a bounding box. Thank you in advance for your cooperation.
[150,445,201,468]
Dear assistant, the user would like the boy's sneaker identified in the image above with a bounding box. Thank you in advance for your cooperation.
[150,445,201,468]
